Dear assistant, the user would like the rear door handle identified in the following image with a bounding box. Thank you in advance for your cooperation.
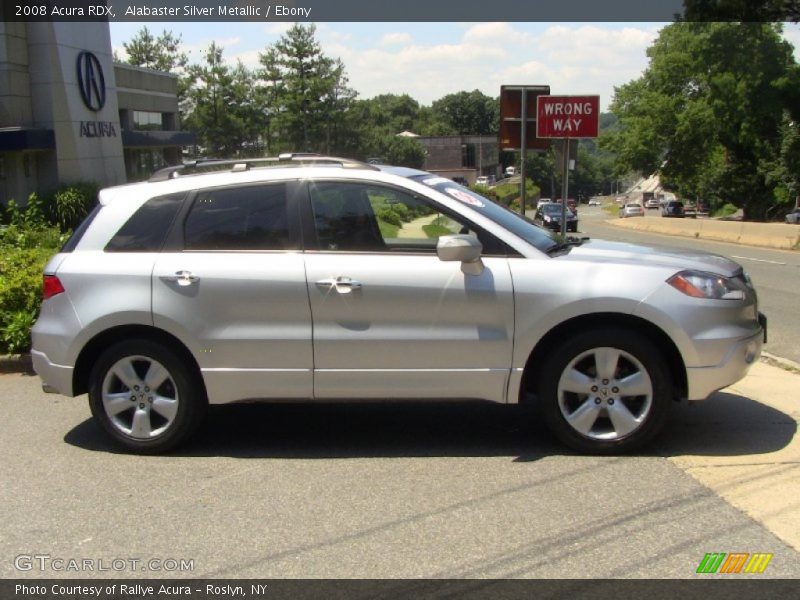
[315,276,362,294]
[161,270,200,286]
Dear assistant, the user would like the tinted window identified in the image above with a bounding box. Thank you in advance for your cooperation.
[309,181,502,254]
[61,204,101,253]
[410,175,558,253]
[184,184,290,251]
[105,193,184,252]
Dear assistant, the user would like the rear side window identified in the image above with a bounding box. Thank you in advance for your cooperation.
[183,184,291,251]
[60,204,101,252]
[105,193,185,252]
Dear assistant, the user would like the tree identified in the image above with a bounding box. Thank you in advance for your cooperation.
[431,90,499,135]
[382,136,426,168]
[122,27,189,73]
[183,43,244,157]
[268,24,357,153]
[606,23,800,219]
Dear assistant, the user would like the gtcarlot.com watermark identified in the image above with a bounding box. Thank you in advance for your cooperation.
[14,554,195,573]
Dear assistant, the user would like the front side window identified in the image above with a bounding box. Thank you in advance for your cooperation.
[308,181,493,253]
[184,184,291,251]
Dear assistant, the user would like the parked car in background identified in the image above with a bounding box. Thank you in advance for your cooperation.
[555,198,578,214]
[697,201,710,215]
[476,176,489,187]
[619,203,645,218]
[786,207,800,224]
[31,154,765,456]
[684,201,697,219]
[534,202,578,232]
[505,166,516,176]
[588,198,602,206]
[452,176,469,186]
[645,198,660,210]
[662,201,685,218]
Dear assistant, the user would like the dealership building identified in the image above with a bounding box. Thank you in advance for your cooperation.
[0,20,192,205]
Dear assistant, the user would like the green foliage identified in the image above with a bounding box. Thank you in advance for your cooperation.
[431,90,499,135]
[0,195,66,354]
[422,223,452,238]
[123,27,189,73]
[376,207,402,227]
[713,203,739,218]
[51,182,97,230]
[607,23,800,220]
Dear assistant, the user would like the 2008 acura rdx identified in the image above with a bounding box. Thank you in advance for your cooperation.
[32,155,766,454]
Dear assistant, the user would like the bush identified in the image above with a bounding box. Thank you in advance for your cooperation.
[50,182,98,230]
[0,194,68,354]
[713,202,739,218]
[377,206,402,226]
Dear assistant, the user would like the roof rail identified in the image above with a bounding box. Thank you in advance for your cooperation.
[148,153,379,182]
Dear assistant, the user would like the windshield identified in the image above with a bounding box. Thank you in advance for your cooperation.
[407,174,557,252]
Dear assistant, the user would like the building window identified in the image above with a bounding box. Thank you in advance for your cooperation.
[461,144,475,168]
[132,111,164,131]
[124,148,168,181]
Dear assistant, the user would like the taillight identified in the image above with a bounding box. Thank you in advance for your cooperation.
[43,275,65,300]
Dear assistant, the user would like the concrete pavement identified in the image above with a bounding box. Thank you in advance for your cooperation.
[665,361,800,552]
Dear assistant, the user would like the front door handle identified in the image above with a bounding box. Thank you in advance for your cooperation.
[161,270,200,287]
[315,276,362,294]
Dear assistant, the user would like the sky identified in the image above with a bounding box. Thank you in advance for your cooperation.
[110,21,800,113]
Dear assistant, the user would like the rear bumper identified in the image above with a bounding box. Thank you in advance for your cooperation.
[685,326,763,400]
[31,350,74,396]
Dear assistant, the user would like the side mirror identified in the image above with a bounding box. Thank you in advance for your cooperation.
[436,234,484,275]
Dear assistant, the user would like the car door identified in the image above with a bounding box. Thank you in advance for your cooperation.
[301,179,515,402]
[152,181,313,403]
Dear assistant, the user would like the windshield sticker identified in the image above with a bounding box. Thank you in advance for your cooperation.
[422,177,451,186]
[445,188,484,207]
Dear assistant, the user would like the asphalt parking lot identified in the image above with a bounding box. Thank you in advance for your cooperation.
[2,365,799,579]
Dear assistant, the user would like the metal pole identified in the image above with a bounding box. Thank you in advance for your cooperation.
[520,89,527,216]
[560,138,569,237]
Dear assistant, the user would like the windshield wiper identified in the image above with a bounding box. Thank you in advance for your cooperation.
[546,236,590,255]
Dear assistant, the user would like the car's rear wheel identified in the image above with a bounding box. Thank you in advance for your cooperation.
[88,340,206,453]
[538,329,671,454]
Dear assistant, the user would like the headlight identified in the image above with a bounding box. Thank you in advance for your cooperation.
[667,270,746,300]
[544,216,552,222]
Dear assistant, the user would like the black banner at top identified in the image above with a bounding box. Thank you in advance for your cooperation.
[3,0,800,23]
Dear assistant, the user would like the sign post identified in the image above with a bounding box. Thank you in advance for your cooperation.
[536,95,600,236]
[500,85,550,215]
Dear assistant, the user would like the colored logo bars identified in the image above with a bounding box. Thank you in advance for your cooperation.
[696,552,773,574]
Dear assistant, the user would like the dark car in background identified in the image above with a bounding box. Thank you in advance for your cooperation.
[786,207,800,224]
[535,202,578,232]
[662,200,685,218]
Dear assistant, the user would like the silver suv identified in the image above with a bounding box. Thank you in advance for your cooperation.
[32,155,766,454]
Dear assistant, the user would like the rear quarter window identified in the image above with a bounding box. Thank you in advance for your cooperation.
[60,204,101,253]
[105,192,185,252]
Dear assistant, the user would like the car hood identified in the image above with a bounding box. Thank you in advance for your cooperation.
[561,239,742,277]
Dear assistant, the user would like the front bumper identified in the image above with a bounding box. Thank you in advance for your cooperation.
[31,350,74,396]
[685,321,764,400]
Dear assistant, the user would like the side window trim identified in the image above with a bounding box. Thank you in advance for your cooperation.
[298,179,508,256]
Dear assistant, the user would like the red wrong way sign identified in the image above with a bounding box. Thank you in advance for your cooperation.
[536,95,599,138]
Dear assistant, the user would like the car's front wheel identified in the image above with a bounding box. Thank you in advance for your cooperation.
[538,329,671,454]
[88,339,206,453]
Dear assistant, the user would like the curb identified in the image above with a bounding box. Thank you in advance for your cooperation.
[761,351,800,375]
[0,353,34,375]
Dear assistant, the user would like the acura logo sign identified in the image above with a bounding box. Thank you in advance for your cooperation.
[76,51,106,112]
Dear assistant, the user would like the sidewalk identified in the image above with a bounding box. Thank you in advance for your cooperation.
[611,215,800,250]
[668,361,800,551]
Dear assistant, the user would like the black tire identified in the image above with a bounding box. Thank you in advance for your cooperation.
[88,339,206,454]
[537,328,671,454]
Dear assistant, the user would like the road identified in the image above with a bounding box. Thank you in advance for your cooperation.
[1,372,798,579]
[574,206,800,364]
